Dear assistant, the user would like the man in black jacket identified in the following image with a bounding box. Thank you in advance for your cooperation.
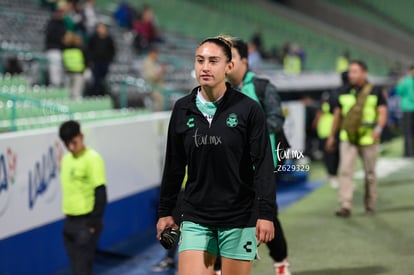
[45,9,66,87]
[88,23,116,96]
[227,38,291,275]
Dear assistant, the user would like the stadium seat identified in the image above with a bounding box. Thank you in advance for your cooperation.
[97,0,390,74]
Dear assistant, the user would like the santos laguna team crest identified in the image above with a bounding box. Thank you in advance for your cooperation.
[226,113,238,127]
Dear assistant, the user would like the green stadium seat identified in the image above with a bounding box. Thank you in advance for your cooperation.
[100,0,390,75]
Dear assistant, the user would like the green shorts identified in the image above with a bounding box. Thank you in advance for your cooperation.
[179,221,257,261]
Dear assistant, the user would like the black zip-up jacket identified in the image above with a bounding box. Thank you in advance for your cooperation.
[45,18,66,50]
[158,83,276,228]
[88,34,116,64]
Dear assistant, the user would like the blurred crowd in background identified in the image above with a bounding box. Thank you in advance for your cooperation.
[1,0,413,160]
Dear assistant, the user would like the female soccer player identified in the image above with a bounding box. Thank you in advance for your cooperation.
[156,36,276,275]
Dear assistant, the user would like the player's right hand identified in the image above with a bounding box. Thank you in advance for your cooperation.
[156,216,178,240]
[256,219,275,247]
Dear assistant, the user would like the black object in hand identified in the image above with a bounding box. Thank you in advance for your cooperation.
[160,228,180,250]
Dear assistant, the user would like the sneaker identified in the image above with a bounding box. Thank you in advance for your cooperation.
[335,208,351,218]
[329,176,338,189]
[274,260,291,275]
[151,257,175,272]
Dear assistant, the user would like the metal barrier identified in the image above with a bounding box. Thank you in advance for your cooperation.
[118,76,188,110]
[119,76,150,109]
[0,93,72,132]
[0,48,49,86]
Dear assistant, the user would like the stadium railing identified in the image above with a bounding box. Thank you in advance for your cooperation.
[0,92,72,132]
[116,76,188,110]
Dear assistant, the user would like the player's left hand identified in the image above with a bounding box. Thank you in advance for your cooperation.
[256,219,275,246]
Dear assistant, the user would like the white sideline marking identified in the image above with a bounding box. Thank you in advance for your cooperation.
[354,158,412,179]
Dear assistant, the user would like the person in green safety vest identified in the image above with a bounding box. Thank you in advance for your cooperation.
[62,32,87,101]
[283,51,301,75]
[336,51,350,73]
[227,38,291,275]
[326,61,387,218]
[314,72,349,188]
[314,92,340,189]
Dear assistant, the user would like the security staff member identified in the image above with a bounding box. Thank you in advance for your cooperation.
[336,51,350,73]
[283,52,301,75]
[317,100,334,140]
[156,36,275,275]
[326,61,387,217]
[62,32,87,101]
[316,71,349,189]
[227,38,290,275]
[315,94,339,189]
[59,120,107,275]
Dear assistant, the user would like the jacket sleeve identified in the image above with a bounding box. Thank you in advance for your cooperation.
[90,185,107,220]
[82,48,90,68]
[87,37,94,61]
[158,105,187,218]
[248,104,277,222]
[263,82,285,135]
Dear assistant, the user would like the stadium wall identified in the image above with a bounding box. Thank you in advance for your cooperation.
[0,113,170,275]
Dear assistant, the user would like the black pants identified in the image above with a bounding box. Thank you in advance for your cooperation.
[402,112,414,157]
[91,62,109,96]
[265,215,288,262]
[319,138,340,176]
[63,216,103,275]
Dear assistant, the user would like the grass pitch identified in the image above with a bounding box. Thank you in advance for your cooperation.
[253,138,414,275]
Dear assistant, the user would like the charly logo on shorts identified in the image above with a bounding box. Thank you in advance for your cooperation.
[243,241,253,253]
[226,113,238,128]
